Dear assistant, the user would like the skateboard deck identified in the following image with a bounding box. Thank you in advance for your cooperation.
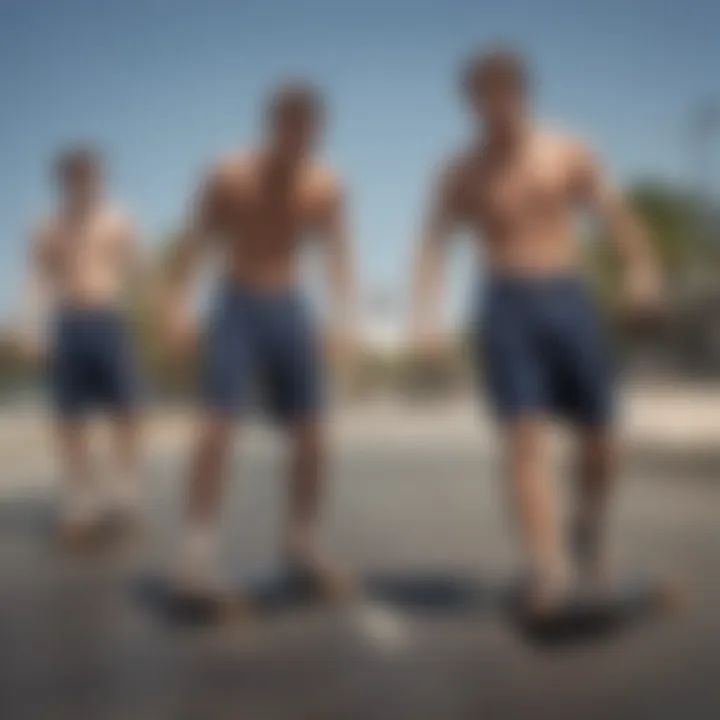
[505,575,683,646]
[135,566,354,627]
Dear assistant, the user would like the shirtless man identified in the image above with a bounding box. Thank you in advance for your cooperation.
[411,50,662,615]
[17,149,144,542]
[164,83,354,597]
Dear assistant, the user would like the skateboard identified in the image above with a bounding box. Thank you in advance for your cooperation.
[134,565,355,627]
[505,575,684,646]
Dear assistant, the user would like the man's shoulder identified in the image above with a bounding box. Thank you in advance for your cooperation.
[435,148,476,198]
[443,146,475,173]
[207,150,257,190]
[534,127,595,166]
[30,213,58,243]
[304,161,342,203]
[98,203,134,234]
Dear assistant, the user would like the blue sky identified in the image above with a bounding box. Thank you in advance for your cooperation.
[0,0,718,320]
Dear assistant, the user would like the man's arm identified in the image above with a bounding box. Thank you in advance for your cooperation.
[571,143,662,308]
[410,162,462,346]
[16,226,55,362]
[161,170,226,348]
[315,178,356,362]
[113,212,148,293]
[320,182,354,326]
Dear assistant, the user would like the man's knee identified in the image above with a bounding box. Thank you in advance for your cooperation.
[288,419,324,466]
[195,414,236,458]
[506,416,547,470]
[579,429,615,475]
[56,416,88,442]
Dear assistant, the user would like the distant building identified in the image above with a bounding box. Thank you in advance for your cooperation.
[357,288,406,358]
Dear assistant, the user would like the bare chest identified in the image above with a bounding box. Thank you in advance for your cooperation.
[47,220,122,272]
[464,157,572,232]
[224,182,322,247]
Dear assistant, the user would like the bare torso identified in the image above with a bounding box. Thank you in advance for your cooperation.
[451,130,588,276]
[204,152,339,290]
[35,205,136,309]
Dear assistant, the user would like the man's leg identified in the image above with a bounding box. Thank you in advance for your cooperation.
[505,416,569,611]
[573,426,616,584]
[173,284,252,591]
[187,413,236,523]
[54,417,98,534]
[479,283,569,611]
[282,415,352,597]
[263,290,350,594]
[555,282,617,587]
[107,411,143,518]
[103,315,144,517]
[284,417,326,565]
[51,313,102,536]
[175,412,236,589]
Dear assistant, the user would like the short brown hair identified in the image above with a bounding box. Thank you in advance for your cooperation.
[54,146,101,181]
[267,81,324,124]
[461,48,529,97]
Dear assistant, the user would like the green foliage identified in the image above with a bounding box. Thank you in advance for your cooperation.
[628,181,698,271]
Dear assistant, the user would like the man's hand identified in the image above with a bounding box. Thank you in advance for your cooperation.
[410,159,462,368]
[326,324,356,375]
[620,260,667,342]
[14,330,47,367]
[163,303,198,357]
[410,323,449,364]
[623,261,664,319]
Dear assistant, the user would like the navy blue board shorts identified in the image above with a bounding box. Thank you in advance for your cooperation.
[201,284,323,423]
[475,276,615,427]
[50,308,140,418]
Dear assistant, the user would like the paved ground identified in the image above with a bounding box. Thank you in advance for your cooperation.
[1,386,719,719]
